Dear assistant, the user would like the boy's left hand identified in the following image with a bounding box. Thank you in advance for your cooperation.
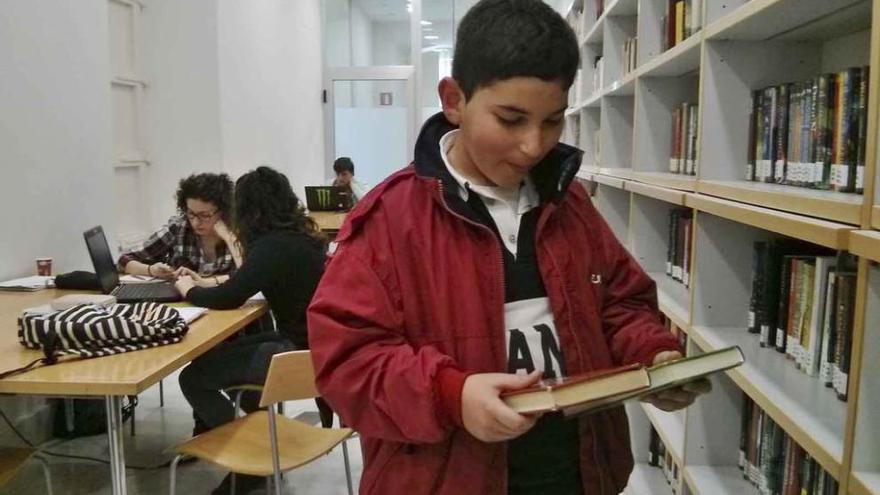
[640,351,712,411]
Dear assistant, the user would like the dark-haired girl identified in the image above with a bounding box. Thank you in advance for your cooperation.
[174,166,326,493]
[119,172,240,279]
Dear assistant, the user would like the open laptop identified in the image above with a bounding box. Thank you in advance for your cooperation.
[83,226,182,303]
[304,186,352,212]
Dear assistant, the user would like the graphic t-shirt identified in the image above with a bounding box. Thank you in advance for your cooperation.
[439,131,582,494]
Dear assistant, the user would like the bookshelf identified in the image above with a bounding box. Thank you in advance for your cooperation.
[564,1,879,492]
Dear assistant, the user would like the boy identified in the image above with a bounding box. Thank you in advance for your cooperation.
[308,1,709,494]
[329,156,369,203]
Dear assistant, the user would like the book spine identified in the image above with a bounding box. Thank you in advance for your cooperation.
[855,66,868,193]
[819,268,837,386]
[776,256,793,353]
[774,84,789,183]
[748,90,759,180]
[671,106,681,173]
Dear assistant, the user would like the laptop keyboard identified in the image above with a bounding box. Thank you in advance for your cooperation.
[114,283,178,300]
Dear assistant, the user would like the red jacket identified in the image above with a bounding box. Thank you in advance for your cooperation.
[308,115,681,495]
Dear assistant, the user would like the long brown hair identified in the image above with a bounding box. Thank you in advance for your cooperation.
[232,166,324,254]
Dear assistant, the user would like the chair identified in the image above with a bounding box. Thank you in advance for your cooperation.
[0,447,52,495]
[168,350,354,495]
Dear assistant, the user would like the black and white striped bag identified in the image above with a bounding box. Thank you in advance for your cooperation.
[17,302,189,364]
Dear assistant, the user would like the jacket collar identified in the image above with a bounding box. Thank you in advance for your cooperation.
[413,112,583,221]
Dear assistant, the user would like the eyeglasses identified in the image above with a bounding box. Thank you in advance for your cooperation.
[185,209,218,223]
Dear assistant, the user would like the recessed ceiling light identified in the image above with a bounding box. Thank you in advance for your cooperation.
[424,35,439,40]
[421,20,432,26]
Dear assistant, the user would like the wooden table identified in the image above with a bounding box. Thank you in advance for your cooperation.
[0,289,267,495]
[309,211,347,232]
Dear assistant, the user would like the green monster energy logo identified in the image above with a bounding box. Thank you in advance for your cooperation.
[318,188,331,208]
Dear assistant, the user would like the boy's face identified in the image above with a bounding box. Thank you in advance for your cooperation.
[335,170,353,186]
[441,76,567,188]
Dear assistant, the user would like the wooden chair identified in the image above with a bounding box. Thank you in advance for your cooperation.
[168,350,354,495]
[0,447,52,495]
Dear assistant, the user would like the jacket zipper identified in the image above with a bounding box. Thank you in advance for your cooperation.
[435,180,508,363]
[537,204,607,495]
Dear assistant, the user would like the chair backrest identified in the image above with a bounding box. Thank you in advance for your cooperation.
[259,350,319,407]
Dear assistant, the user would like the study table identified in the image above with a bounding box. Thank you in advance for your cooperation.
[0,289,267,495]
[309,211,347,232]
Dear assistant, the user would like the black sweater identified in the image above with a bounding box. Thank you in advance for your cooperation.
[186,230,325,349]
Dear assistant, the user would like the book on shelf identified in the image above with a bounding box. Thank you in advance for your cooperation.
[647,424,681,489]
[622,36,638,77]
[669,103,698,176]
[592,56,604,94]
[561,346,744,416]
[747,241,853,402]
[667,208,692,286]
[746,67,869,193]
[662,0,702,51]
[739,395,839,495]
[501,363,649,414]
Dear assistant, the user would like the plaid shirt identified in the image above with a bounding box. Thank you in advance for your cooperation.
[118,215,235,276]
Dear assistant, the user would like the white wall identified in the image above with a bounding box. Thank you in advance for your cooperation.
[143,0,225,225]
[216,0,325,199]
[0,0,115,280]
[0,0,116,443]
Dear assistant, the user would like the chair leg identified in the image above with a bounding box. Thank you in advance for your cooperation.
[159,379,165,407]
[36,456,53,495]
[342,440,354,495]
[267,407,283,495]
[64,398,75,434]
[169,454,183,495]
[129,399,136,437]
[233,389,245,418]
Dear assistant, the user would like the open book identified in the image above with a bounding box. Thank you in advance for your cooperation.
[502,346,744,415]
[561,346,745,417]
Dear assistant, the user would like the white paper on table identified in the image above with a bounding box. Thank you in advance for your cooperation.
[0,276,55,291]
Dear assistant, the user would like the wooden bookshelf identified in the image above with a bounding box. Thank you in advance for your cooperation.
[689,325,846,478]
[626,180,687,205]
[697,180,864,226]
[848,230,880,263]
[685,193,853,250]
[703,0,868,41]
[561,1,879,494]
[631,172,697,192]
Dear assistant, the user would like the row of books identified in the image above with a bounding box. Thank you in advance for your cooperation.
[666,209,693,288]
[740,396,839,495]
[747,242,856,402]
[648,424,682,493]
[661,0,703,52]
[622,36,638,78]
[669,102,698,175]
[746,67,869,193]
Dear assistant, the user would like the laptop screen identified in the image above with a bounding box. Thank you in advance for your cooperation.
[305,186,352,211]
[83,226,121,295]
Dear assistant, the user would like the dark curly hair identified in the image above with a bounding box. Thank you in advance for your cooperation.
[232,166,324,252]
[176,173,234,221]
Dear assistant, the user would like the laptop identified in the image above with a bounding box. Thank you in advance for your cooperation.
[304,186,352,212]
[83,226,182,303]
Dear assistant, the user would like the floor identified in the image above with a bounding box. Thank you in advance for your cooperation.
[0,369,363,495]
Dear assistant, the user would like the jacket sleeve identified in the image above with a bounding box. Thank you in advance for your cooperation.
[307,240,467,444]
[594,212,682,366]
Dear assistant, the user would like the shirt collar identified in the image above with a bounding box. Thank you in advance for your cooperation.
[438,130,539,214]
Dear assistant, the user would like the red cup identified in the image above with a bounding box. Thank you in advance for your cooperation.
[36,257,53,276]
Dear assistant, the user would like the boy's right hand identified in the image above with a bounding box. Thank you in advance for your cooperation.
[460,371,542,443]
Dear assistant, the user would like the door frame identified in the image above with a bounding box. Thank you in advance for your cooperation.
[323,66,417,183]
